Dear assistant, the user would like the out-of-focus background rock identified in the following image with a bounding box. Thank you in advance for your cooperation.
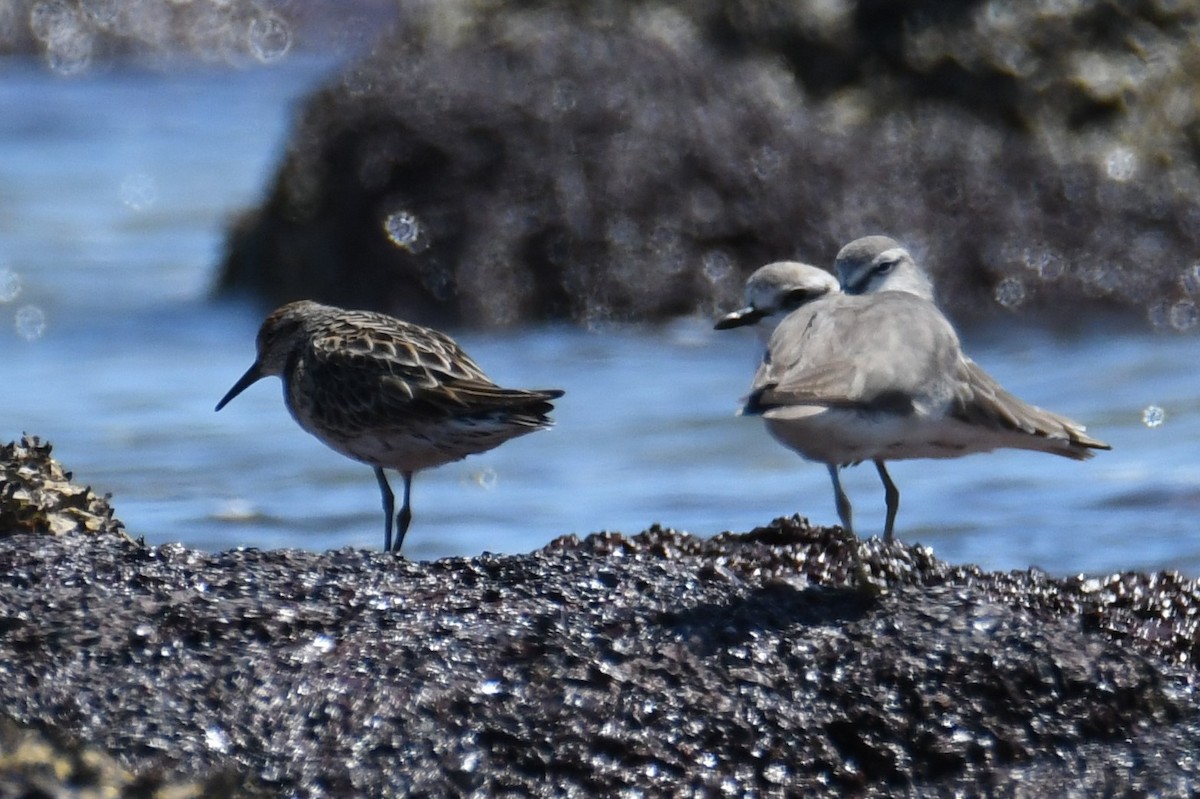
[1,0,393,64]
[9,0,1200,330]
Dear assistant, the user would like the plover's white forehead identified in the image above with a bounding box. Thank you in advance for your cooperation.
[834,236,905,277]
[833,236,935,299]
[874,246,908,264]
[744,261,839,309]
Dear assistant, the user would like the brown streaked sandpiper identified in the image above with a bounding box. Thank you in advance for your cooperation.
[216,300,564,554]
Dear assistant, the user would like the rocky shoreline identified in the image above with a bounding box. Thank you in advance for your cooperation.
[1,437,1199,796]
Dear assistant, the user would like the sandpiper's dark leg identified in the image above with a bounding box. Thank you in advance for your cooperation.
[375,467,394,552]
[393,470,414,554]
[875,459,899,542]
[827,464,853,534]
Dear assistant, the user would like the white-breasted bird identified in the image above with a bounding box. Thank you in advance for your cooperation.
[717,252,1109,540]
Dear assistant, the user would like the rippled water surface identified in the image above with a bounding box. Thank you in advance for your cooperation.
[2,59,1197,576]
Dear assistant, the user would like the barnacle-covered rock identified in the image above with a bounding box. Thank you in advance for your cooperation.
[0,435,128,540]
[2,516,1199,795]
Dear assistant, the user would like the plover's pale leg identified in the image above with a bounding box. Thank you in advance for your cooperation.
[375,467,395,553]
[827,464,854,534]
[874,459,899,542]
[394,470,414,553]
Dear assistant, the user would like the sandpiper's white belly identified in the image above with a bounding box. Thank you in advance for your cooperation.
[294,411,535,473]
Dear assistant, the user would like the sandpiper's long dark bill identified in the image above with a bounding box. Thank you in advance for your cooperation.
[717,253,1109,541]
[215,300,564,554]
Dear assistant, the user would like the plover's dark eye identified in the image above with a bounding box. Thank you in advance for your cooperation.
[782,288,811,308]
[875,259,897,275]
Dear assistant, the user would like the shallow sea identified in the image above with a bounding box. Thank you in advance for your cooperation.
[2,56,1197,576]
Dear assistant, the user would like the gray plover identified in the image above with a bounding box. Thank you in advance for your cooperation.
[714,260,840,343]
[717,258,1109,540]
[833,235,936,300]
[216,300,564,554]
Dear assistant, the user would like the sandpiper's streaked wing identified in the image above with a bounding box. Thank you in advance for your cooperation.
[216,300,563,554]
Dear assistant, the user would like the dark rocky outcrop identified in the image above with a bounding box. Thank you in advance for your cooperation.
[2,436,1200,796]
[216,0,1200,331]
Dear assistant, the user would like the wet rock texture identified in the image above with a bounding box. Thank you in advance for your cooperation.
[2,520,1200,797]
[3,438,1199,797]
[217,0,1200,331]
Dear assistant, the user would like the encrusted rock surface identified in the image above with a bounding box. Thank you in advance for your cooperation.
[217,1,1200,331]
[3,529,1200,795]
[0,435,127,540]
[3,437,1200,796]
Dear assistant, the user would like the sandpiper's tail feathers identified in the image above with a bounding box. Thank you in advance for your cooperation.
[507,388,564,427]
[954,359,1110,460]
[414,381,564,420]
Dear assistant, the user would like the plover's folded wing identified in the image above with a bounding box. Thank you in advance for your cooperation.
[745,360,919,415]
[745,292,958,416]
[750,359,852,402]
[951,357,1110,456]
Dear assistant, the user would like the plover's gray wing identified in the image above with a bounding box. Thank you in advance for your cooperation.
[832,236,1110,460]
[747,292,959,414]
[950,357,1109,459]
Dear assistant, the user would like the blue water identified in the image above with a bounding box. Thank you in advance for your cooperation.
[2,57,1197,576]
